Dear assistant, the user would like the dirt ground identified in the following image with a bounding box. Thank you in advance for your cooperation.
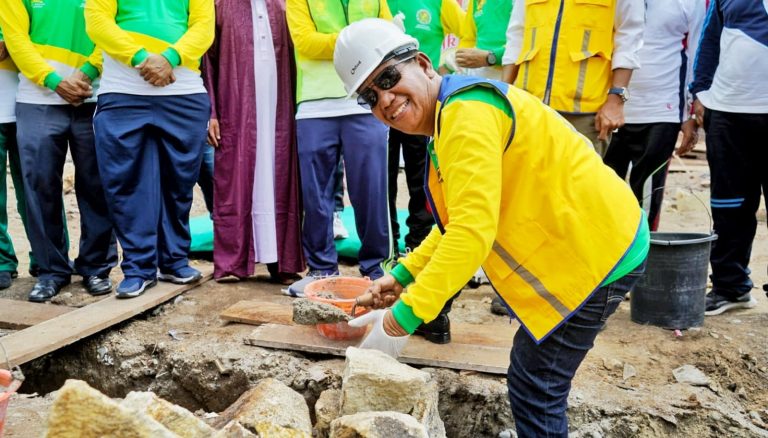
[1,150,767,437]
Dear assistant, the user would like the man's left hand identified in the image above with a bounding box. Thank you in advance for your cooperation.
[0,41,8,62]
[72,69,93,85]
[595,94,625,141]
[137,54,176,87]
[455,48,491,69]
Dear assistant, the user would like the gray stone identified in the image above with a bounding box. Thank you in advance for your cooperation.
[341,347,445,438]
[213,421,257,437]
[121,391,215,437]
[212,378,311,437]
[330,412,428,438]
[292,299,351,325]
[45,380,177,438]
[315,389,342,438]
[673,365,710,386]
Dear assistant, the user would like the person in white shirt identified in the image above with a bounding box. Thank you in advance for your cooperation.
[501,0,644,156]
[690,0,768,316]
[603,0,706,231]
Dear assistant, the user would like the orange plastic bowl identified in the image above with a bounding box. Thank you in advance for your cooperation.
[304,277,372,341]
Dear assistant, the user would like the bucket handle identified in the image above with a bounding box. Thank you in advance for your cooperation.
[640,155,713,232]
[0,340,24,383]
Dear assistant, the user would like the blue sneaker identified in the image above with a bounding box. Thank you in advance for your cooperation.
[158,266,202,285]
[116,277,157,299]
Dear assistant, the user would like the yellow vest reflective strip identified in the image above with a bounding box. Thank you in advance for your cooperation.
[513,0,615,113]
[296,0,380,103]
[427,75,641,342]
[492,241,571,318]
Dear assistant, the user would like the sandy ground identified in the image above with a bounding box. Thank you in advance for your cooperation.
[1,148,767,437]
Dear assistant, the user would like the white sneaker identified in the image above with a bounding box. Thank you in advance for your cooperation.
[333,212,349,240]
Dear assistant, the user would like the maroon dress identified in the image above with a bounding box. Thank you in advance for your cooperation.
[203,0,305,279]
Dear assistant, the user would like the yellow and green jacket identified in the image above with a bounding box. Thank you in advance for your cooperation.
[287,0,391,103]
[390,75,649,343]
[0,25,19,123]
[386,0,464,70]
[85,0,213,73]
[458,0,513,71]
[0,0,100,104]
[512,0,616,113]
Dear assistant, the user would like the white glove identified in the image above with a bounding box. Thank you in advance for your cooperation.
[348,309,409,358]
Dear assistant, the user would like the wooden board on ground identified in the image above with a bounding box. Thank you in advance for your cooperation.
[0,298,74,330]
[245,322,516,375]
[0,266,214,368]
[220,300,293,325]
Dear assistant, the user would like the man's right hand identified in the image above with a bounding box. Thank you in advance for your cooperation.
[364,274,404,309]
[0,41,8,62]
[208,118,221,147]
[137,54,176,87]
[55,75,93,106]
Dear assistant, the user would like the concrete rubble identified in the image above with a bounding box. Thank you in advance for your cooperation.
[36,348,452,438]
[45,380,177,438]
[121,391,216,437]
[211,377,313,437]
[340,347,446,438]
[314,389,342,438]
[330,411,429,438]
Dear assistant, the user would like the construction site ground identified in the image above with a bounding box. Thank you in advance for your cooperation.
[1,153,767,437]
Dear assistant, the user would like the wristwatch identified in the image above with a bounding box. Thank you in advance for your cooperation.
[608,87,630,103]
[486,51,497,66]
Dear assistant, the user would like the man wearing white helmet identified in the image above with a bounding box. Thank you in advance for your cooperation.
[337,18,649,436]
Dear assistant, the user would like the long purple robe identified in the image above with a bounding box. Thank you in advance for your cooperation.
[203,0,305,279]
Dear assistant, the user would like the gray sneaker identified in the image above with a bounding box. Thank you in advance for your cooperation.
[705,291,757,316]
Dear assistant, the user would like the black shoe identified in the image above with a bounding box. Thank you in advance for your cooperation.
[29,265,39,278]
[28,279,67,302]
[705,290,757,316]
[490,296,509,316]
[414,314,451,344]
[84,275,113,296]
[0,271,15,289]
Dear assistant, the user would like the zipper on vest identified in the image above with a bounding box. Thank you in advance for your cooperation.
[543,0,565,105]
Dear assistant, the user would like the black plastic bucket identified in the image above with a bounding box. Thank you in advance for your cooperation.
[631,232,717,329]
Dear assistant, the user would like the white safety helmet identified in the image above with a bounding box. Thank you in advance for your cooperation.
[334,18,419,97]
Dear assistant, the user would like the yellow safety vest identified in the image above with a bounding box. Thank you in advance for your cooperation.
[426,76,641,341]
[513,0,616,113]
[296,0,380,103]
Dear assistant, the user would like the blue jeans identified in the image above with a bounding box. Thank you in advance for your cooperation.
[507,262,645,437]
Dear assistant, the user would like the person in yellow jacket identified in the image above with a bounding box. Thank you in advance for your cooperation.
[334,19,649,436]
[501,0,644,156]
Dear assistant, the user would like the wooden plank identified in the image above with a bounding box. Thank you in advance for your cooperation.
[245,322,514,375]
[0,299,74,330]
[0,266,214,368]
[220,300,293,325]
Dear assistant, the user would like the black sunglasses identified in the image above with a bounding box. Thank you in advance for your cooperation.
[357,55,416,109]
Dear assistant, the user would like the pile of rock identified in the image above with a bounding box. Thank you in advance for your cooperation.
[42,347,445,438]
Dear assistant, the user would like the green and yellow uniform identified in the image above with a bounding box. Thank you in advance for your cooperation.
[85,0,214,96]
[287,0,392,103]
[459,0,512,75]
[387,0,464,70]
[0,0,100,103]
[390,76,649,342]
